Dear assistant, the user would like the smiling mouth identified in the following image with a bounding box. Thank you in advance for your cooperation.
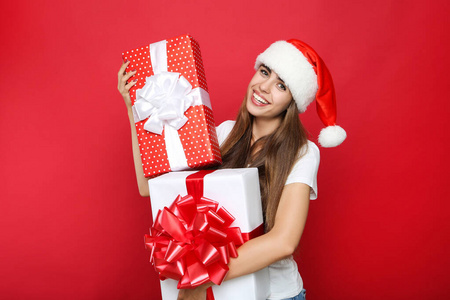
[253,92,269,105]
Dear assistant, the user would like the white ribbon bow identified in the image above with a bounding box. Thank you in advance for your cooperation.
[133,72,195,135]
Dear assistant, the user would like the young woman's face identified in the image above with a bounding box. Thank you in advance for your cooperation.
[246,65,293,120]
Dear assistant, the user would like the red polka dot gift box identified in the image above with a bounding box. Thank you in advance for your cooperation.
[122,35,222,178]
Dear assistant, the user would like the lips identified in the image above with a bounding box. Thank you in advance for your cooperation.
[251,91,270,106]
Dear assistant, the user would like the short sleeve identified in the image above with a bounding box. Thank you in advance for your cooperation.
[216,120,236,146]
[285,141,320,200]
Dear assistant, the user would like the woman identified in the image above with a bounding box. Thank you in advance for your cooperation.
[118,39,346,300]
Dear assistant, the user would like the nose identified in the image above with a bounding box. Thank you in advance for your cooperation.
[259,77,271,94]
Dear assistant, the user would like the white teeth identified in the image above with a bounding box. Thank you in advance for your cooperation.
[253,93,269,104]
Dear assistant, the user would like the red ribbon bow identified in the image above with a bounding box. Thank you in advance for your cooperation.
[144,170,263,298]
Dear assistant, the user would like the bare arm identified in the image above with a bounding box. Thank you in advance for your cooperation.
[225,182,310,279]
[178,182,310,299]
[117,61,149,197]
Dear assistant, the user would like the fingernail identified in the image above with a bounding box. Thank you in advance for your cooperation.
[132,69,136,72]
[133,79,138,82]
[124,59,128,63]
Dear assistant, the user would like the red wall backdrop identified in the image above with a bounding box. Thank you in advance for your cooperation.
[1,0,449,299]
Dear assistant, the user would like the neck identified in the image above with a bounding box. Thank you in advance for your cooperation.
[251,116,282,141]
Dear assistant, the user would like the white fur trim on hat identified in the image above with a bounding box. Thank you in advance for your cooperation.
[254,41,318,113]
[318,125,347,148]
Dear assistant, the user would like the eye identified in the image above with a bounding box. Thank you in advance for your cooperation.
[277,82,287,91]
[259,66,269,77]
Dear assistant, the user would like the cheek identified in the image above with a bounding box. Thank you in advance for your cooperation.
[249,70,264,86]
[283,95,293,107]
[247,75,258,89]
[274,92,292,109]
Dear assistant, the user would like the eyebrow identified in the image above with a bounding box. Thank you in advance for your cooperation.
[262,64,285,83]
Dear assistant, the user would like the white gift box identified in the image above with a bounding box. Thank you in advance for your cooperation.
[148,168,270,300]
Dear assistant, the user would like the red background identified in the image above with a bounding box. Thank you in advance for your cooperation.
[1,0,449,299]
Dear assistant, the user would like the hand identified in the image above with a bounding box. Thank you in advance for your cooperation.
[117,60,138,109]
[177,286,208,300]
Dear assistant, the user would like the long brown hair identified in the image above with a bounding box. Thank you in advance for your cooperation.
[220,98,309,231]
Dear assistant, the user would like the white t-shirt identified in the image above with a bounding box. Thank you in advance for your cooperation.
[216,120,320,299]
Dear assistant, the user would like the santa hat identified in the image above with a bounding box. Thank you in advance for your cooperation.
[255,39,346,147]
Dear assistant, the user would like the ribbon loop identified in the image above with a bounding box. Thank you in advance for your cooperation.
[134,72,195,135]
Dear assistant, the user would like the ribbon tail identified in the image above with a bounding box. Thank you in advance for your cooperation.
[164,124,189,171]
[206,287,215,300]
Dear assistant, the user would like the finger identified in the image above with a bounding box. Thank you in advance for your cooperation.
[118,71,136,92]
[121,69,137,84]
[124,79,138,91]
[118,75,136,93]
[118,71,129,90]
[118,60,131,77]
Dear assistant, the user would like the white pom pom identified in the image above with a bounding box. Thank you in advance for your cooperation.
[318,125,347,147]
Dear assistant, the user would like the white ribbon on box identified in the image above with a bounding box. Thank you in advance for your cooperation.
[132,40,212,171]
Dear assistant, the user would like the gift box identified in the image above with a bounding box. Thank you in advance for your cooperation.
[146,169,270,300]
[122,34,222,177]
